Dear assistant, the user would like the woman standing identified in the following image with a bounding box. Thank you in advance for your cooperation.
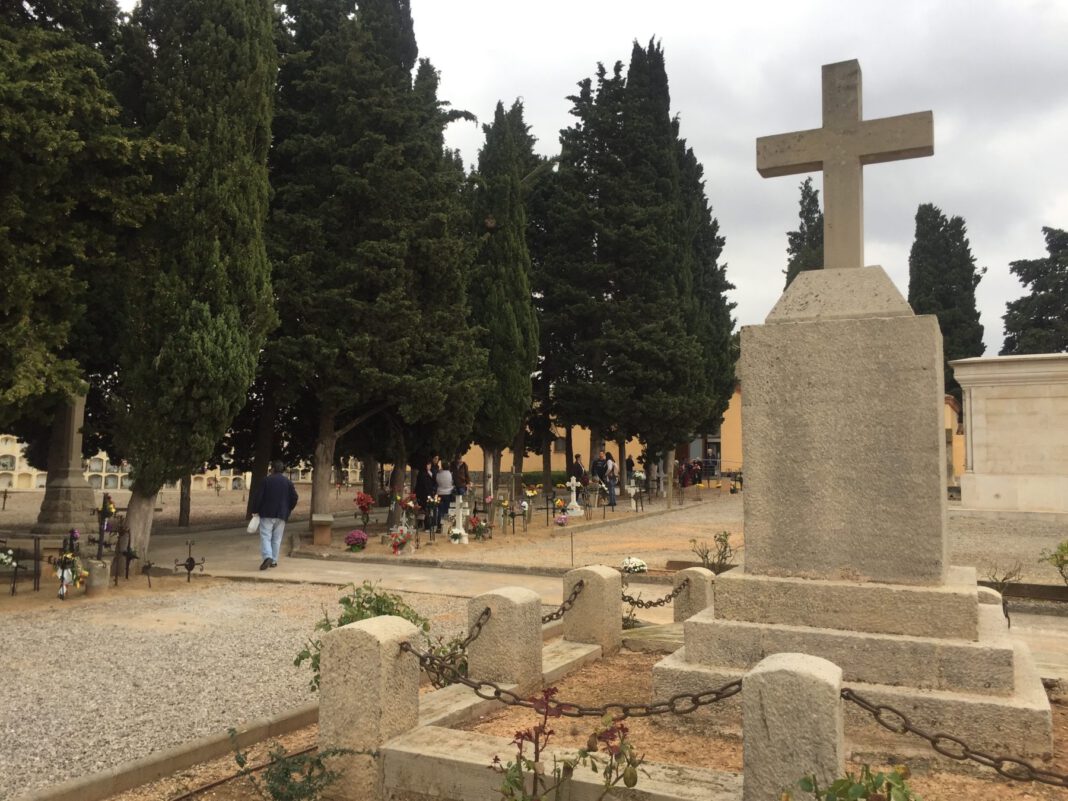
[604,452,618,509]
[414,459,436,532]
[435,461,455,534]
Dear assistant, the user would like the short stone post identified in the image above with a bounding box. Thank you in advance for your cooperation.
[672,567,714,622]
[319,615,420,801]
[563,565,622,655]
[466,587,543,695]
[83,559,111,597]
[311,513,333,546]
[742,653,844,801]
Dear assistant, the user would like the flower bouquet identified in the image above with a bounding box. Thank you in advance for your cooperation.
[621,556,648,574]
[0,549,17,570]
[354,492,375,527]
[388,527,413,555]
[554,513,569,527]
[345,530,368,552]
[468,515,490,541]
[449,528,464,543]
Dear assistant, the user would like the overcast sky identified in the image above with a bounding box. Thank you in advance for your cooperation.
[120,0,1068,354]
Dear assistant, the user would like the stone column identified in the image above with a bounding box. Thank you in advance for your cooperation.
[319,616,420,801]
[33,395,97,535]
[563,565,622,655]
[673,567,715,623]
[466,587,542,695]
[742,653,844,801]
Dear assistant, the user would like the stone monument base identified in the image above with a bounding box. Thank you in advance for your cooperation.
[32,482,97,536]
[652,568,1053,758]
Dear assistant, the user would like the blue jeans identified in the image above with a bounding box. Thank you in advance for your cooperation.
[259,517,285,561]
[607,479,617,507]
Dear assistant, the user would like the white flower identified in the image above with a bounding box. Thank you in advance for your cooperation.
[621,556,648,574]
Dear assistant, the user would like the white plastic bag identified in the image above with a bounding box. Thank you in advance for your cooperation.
[247,514,261,534]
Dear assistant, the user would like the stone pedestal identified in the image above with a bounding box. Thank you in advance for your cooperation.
[672,566,715,623]
[33,395,96,536]
[84,559,110,597]
[653,267,1053,757]
[466,588,542,695]
[562,566,622,656]
[311,513,333,546]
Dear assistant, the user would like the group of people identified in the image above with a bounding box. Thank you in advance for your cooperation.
[414,454,470,532]
[568,449,626,508]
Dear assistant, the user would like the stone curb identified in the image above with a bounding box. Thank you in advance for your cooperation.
[13,703,318,801]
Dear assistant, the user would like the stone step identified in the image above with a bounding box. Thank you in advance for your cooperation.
[652,641,1052,759]
[383,725,742,801]
[683,603,1015,694]
[714,566,979,640]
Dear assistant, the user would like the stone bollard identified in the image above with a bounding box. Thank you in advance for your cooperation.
[466,587,543,695]
[319,615,420,801]
[83,559,110,596]
[673,567,715,622]
[563,565,622,655]
[742,653,844,801]
[311,513,334,546]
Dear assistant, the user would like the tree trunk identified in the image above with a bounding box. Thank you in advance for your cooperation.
[311,406,337,516]
[511,428,526,495]
[362,457,378,498]
[616,438,627,487]
[386,459,405,527]
[541,430,553,494]
[664,451,673,508]
[178,474,191,526]
[483,449,496,499]
[588,427,600,463]
[126,488,158,561]
[246,387,276,516]
[564,426,573,471]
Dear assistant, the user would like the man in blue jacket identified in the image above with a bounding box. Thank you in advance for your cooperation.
[250,460,299,570]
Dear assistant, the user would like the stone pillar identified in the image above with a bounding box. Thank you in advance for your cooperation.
[311,513,333,546]
[319,615,420,801]
[673,567,715,623]
[466,587,542,695]
[83,559,110,597]
[33,395,96,535]
[742,653,844,801]
[563,565,621,655]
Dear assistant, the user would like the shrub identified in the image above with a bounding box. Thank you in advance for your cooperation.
[786,764,919,801]
[690,531,739,574]
[1039,541,1068,586]
[229,728,351,801]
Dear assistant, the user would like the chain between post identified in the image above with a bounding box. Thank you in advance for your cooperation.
[840,688,1068,787]
[541,580,585,624]
[621,578,689,609]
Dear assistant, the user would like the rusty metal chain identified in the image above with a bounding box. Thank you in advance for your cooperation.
[841,688,1068,787]
[621,578,689,609]
[459,606,491,649]
[541,580,585,624]
[399,639,741,718]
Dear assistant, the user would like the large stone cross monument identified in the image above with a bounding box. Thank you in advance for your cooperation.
[654,59,1052,758]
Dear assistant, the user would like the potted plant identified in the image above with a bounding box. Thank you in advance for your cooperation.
[345,530,368,552]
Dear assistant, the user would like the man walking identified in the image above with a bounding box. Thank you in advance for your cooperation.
[251,460,299,570]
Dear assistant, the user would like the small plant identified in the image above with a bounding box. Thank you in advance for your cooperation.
[1040,541,1068,586]
[554,513,569,527]
[344,530,368,552]
[468,514,490,540]
[985,561,1023,594]
[0,549,18,569]
[353,492,374,527]
[620,556,647,574]
[423,633,469,688]
[493,688,644,800]
[388,527,413,554]
[449,528,463,543]
[690,531,739,575]
[786,764,919,801]
[229,728,352,801]
[622,600,641,630]
[294,582,429,690]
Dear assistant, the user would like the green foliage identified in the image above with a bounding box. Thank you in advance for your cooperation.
[784,177,824,287]
[689,531,739,574]
[494,690,645,801]
[1001,227,1068,355]
[790,765,920,801]
[294,582,429,691]
[521,470,569,487]
[1039,541,1068,586]
[229,728,351,801]
[907,203,985,404]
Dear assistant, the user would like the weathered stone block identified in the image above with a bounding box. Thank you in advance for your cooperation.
[563,566,622,655]
[739,308,948,585]
[673,567,715,622]
[311,513,333,546]
[466,587,542,695]
[743,653,843,801]
[319,615,420,801]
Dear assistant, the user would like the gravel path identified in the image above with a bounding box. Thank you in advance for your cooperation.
[0,581,471,801]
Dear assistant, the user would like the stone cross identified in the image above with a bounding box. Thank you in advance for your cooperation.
[453,493,469,533]
[756,59,933,270]
[566,476,583,514]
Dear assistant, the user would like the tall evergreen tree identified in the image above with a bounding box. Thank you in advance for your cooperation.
[907,203,985,404]
[111,0,276,554]
[268,0,483,513]
[1001,227,1068,355]
[467,100,540,491]
[783,177,824,288]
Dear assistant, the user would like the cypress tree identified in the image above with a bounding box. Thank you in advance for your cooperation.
[1001,227,1068,355]
[468,100,540,491]
[907,203,985,404]
[111,0,276,554]
[784,177,824,288]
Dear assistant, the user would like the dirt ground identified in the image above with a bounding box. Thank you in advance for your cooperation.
[100,648,1068,800]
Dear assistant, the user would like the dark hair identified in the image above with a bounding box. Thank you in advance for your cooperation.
[271,460,285,474]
